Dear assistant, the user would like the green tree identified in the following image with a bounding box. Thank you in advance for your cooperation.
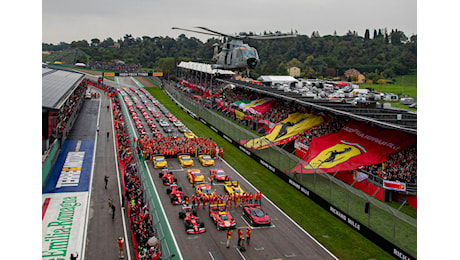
[390,29,408,45]
[364,29,370,40]
[286,58,302,68]
[90,38,100,47]
[157,57,176,79]
[70,40,89,48]
[100,37,115,48]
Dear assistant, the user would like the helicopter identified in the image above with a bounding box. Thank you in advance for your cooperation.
[172,26,297,73]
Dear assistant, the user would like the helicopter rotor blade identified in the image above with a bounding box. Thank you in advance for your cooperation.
[171,27,219,37]
[247,34,298,40]
[195,27,230,37]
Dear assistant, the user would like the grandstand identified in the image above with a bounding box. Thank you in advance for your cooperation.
[165,78,418,258]
[219,78,417,133]
[42,66,87,183]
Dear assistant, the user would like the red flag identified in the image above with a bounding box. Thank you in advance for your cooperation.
[383,180,406,191]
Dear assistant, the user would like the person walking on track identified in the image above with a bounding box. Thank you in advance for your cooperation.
[226,230,232,248]
[117,237,124,258]
[111,203,116,220]
[107,131,110,140]
[246,228,251,246]
[104,176,109,189]
[237,228,243,247]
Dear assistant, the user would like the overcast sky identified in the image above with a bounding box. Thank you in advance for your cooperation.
[42,0,417,44]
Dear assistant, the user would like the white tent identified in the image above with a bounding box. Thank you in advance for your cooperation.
[257,75,298,86]
[178,61,234,76]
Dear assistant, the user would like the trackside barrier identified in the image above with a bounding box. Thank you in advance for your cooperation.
[42,139,60,188]
[163,82,416,260]
[116,91,180,260]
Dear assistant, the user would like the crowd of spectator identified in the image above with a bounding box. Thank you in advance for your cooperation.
[360,145,417,184]
[219,87,309,124]
[137,136,222,159]
[296,115,350,147]
[176,79,419,186]
[112,96,161,260]
[260,99,308,124]
[55,82,87,136]
[89,61,141,73]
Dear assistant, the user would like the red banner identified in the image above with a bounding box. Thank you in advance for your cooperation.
[291,120,416,173]
[383,180,406,191]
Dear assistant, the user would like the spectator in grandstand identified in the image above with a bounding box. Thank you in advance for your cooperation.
[55,82,86,136]
[89,61,141,73]
[360,145,417,184]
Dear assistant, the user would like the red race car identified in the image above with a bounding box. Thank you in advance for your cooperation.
[210,169,229,182]
[159,169,177,186]
[195,184,217,199]
[167,184,187,205]
[209,204,236,230]
[243,204,271,226]
[178,210,206,234]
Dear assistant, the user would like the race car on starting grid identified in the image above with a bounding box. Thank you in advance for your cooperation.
[167,184,187,205]
[187,169,205,184]
[195,184,217,199]
[210,168,229,182]
[209,204,237,230]
[177,126,190,133]
[151,111,161,118]
[152,155,168,169]
[158,169,177,186]
[178,210,206,234]
[198,154,215,167]
[184,131,196,139]
[243,204,271,226]
[178,153,194,167]
[224,181,246,196]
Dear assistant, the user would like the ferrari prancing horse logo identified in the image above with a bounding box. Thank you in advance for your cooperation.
[304,142,364,170]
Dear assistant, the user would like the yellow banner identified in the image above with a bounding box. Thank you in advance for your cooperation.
[152,72,163,76]
[303,143,362,169]
[235,110,245,120]
[103,72,115,77]
[244,112,324,150]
